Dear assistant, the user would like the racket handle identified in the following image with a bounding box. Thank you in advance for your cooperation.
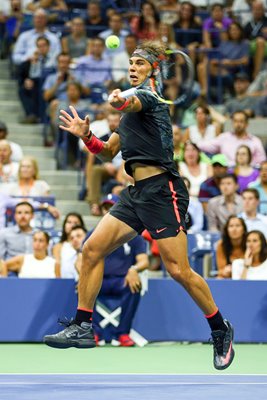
[120,88,137,99]
[108,87,137,101]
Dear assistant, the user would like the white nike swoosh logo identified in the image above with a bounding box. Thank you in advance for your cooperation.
[77,332,90,338]
[156,227,167,233]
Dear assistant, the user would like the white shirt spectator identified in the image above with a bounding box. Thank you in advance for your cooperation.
[8,141,23,163]
[239,211,267,238]
[232,258,267,280]
[12,28,61,65]
[18,254,56,278]
[59,241,78,280]
[0,161,19,183]
[112,51,129,83]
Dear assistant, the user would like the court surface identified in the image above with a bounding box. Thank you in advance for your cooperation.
[1,343,267,400]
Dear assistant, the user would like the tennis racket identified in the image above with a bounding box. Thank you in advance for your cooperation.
[110,49,194,106]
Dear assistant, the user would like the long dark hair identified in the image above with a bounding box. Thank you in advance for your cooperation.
[60,212,85,242]
[222,215,247,264]
[247,230,267,263]
[139,1,160,31]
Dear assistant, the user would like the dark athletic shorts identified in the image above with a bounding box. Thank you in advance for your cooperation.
[109,172,189,239]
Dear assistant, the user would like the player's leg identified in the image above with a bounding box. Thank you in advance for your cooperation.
[43,213,137,349]
[157,232,235,370]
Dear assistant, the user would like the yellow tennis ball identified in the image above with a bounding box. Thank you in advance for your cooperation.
[105,35,120,50]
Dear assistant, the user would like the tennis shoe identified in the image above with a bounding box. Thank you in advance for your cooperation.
[43,318,96,349]
[211,319,235,370]
[119,334,135,347]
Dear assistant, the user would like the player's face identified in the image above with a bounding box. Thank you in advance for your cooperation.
[129,56,152,86]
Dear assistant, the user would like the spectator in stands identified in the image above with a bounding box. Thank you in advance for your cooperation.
[43,52,73,103]
[61,17,90,60]
[224,72,257,117]
[26,0,67,12]
[173,124,184,165]
[182,176,204,233]
[0,121,23,162]
[74,37,112,92]
[216,215,247,279]
[178,141,212,197]
[0,230,60,278]
[172,1,202,65]
[231,0,253,26]
[197,111,266,167]
[158,0,180,24]
[0,140,19,183]
[99,13,129,60]
[244,0,267,79]
[52,212,86,277]
[198,21,249,96]
[52,81,93,133]
[247,69,267,97]
[85,0,108,39]
[239,188,267,237]
[17,36,57,124]
[12,8,61,66]
[255,93,267,116]
[2,0,24,58]
[158,22,177,49]
[232,230,267,279]
[130,1,160,40]
[111,34,137,90]
[82,195,149,347]
[183,105,221,144]
[249,160,267,214]
[61,225,87,280]
[198,154,228,212]
[207,173,243,232]
[202,3,232,49]
[5,156,50,196]
[84,112,121,216]
[228,145,259,192]
[0,201,34,260]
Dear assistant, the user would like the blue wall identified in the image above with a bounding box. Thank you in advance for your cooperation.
[1,278,267,342]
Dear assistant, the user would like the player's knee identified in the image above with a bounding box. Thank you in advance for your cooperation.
[168,264,191,284]
[82,239,101,265]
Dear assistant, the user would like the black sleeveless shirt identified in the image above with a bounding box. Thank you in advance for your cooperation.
[115,91,179,178]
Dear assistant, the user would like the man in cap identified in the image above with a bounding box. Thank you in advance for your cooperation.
[198,154,228,212]
[224,72,257,117]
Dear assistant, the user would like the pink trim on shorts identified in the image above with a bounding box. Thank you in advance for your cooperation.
[168,180,181,223]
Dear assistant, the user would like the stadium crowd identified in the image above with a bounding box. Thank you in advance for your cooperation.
[1,0,267,344]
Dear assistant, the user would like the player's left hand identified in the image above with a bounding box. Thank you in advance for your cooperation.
[124,269,142,293]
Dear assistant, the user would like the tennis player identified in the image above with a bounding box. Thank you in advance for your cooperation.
[44,41,234,370]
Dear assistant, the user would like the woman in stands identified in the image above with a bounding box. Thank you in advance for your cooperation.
[61,17,90,60]
[6,156,50,197]
[228,145,259,192]
[232,230,267,280]
[178,141,212,197]
[0,231,59,278]
[216,216,247,279]
[183,105,221,144]
[130,1,160,40]
[52,212,86,278]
